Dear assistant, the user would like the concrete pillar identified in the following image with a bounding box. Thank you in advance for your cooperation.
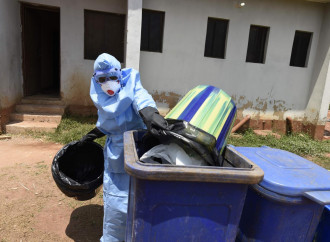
[126,0,143,70]
[318,61,330,124]
[305,4,330,139]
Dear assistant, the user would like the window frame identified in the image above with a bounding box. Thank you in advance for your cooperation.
[204,17,229,59]
[246,24,270,64]
[84,9,126,62]
[289,30,313,68]
[140,8,165,53]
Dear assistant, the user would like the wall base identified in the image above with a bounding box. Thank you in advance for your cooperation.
[40,104,329,141]
[0,105,15,133]
[233,118,325,140]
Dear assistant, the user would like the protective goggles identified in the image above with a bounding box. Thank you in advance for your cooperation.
[94,67,122,84]
[95,75,119,84]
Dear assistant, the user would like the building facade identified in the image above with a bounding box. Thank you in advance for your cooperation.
[0,0,329,139]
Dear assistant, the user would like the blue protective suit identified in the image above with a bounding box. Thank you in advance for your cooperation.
[90,53,156,241]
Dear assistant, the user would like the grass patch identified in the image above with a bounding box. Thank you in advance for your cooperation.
[29,114,106,146]
[49,114,100,144]
[228,129,330,169]
[24,115,329,169]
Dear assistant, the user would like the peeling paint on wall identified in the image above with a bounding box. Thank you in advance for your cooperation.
[231,95,291,120]
[231,95,253,110]
[273,100,289,120]
[151,90,182,109]
[255,97,268,112]
[303,110,320,124]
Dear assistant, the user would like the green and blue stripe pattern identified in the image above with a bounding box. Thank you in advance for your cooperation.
[165,85,237,154]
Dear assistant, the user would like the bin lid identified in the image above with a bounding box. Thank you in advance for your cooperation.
[230,146,330,197]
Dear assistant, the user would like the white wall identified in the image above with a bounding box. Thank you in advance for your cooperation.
[306,3,330,124]
[21,0,126,106]
[0,0,23,109]
[139,0,325,121]
[2,0,327,122]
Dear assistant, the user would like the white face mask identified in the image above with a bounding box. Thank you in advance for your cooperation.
[100,81,121,96]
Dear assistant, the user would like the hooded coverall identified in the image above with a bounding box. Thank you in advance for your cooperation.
[90,53,157,241]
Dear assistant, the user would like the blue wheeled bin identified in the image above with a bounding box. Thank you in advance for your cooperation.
[315,205,330,242]
[123,131,264,242]
[233,146,330,242]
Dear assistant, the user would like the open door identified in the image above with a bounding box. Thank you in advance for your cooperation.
[21,3,60,97]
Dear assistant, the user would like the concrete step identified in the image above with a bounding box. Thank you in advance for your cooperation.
[10,112,62,123]
[5,121,58,134]
[21,97,64,106]
[16,104,65,115]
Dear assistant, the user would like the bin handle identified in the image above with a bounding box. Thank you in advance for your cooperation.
[303,191,330,205]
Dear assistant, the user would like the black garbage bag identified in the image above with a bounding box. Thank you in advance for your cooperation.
[51,140,104,201]
[142,119,222,166]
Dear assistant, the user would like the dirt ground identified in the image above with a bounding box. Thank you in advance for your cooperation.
[0,136,104,242]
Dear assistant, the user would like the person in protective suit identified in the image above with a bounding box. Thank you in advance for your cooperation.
[80,53,170,242]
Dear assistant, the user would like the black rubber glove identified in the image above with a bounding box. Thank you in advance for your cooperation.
[80,127,105,143]
[139,107,170,137]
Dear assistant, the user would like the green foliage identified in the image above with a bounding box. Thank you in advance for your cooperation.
[48,114,95,142]
[51,114,107,146]
[28,114,106,146]
[228,129,330,169]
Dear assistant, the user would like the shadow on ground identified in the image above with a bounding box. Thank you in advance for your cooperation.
[66,204,103,242]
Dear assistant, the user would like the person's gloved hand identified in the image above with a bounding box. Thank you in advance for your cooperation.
[79,127,105,144]
[139,107,171,137]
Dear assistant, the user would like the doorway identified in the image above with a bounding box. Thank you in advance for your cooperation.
[21,3,60,97]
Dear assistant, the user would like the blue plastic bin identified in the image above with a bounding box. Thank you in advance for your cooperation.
[315,205,330,242]
[233,146,330,242]
[124,131,264,242]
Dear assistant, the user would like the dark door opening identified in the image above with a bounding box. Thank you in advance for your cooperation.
[21,3,60,97]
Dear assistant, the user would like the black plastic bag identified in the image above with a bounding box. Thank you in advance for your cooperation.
[51,140,104,201]
[148,119,222,166]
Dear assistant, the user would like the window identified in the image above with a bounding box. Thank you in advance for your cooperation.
[84,10,125,62]
[204,18,229,59]
[141,9,165,52]
[290,31,312,67]
[246,25,269,64]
